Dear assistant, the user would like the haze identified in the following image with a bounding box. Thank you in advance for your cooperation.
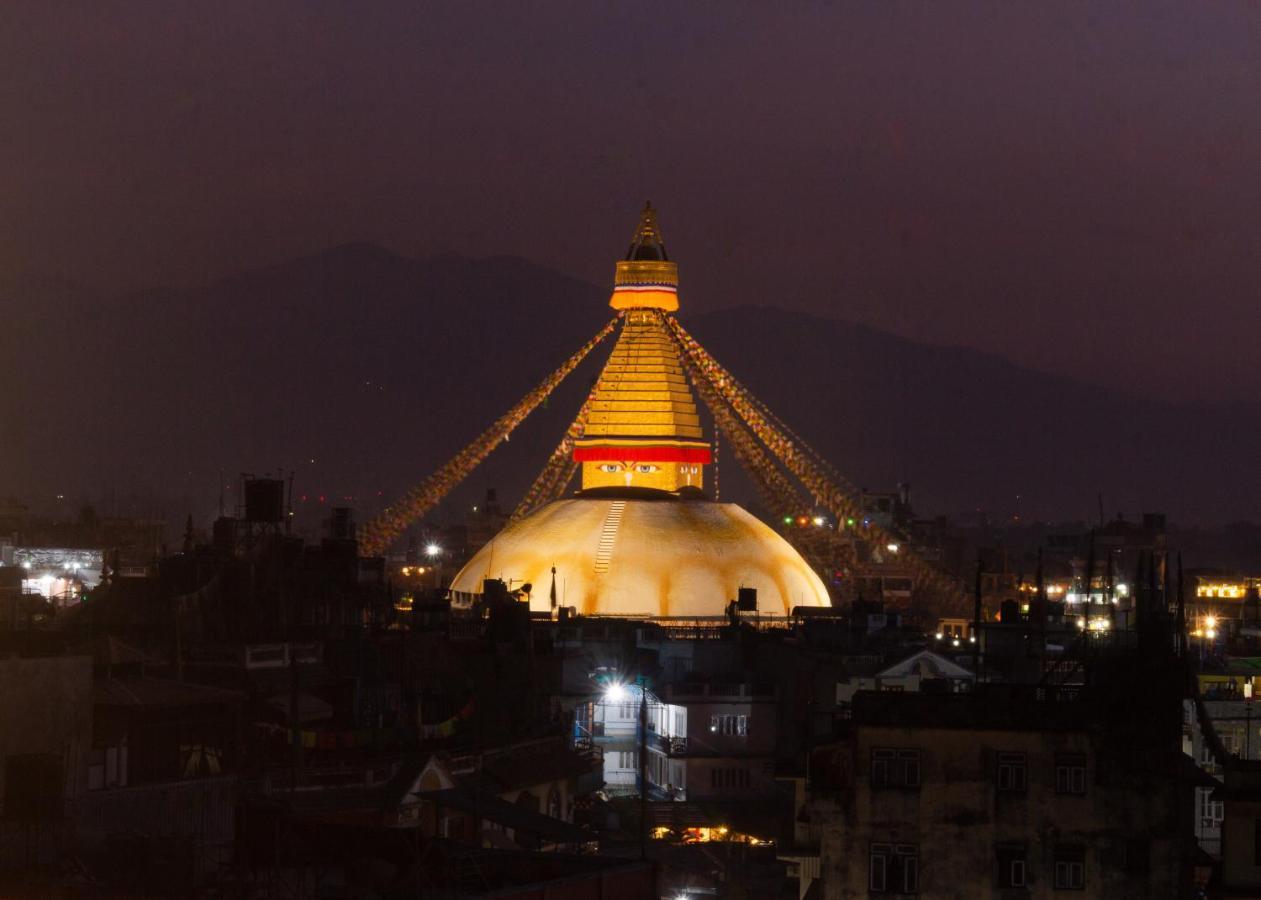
[3,2,1260,404]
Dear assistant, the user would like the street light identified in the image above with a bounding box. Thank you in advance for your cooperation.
[425,543,442,558]
[602,677,650,861]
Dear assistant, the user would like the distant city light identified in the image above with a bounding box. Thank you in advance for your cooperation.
[886,543,900,553]
[934,632,943,640]
[812,516,824,527]
[425,543,442,557]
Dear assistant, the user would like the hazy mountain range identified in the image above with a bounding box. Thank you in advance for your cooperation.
[1,244,1255,527]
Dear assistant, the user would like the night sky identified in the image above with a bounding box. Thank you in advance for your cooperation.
[4,2,1261,404]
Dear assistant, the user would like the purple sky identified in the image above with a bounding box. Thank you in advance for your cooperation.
[3,1,1260,402]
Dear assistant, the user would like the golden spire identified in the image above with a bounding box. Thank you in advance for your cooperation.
[579,204,709,492]
[609,201,679,312]
[625,201,668,261]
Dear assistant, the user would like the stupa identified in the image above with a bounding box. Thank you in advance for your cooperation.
[449,204,831,616]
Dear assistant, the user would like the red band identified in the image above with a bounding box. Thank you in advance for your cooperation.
[573,445,712,464]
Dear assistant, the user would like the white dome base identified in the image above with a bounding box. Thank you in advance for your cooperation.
[449,495,831,617]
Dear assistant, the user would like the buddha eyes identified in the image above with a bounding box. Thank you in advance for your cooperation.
[636,465,659,473]
[600,464,620,473]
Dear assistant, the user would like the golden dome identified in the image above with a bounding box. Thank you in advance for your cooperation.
[449,495,831,617]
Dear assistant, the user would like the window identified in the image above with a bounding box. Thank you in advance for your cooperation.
[1055,753,1087,795]
[709,714,749,736]
[870,843,918,894]
[617,751,638,769]
[1199,741,1217,767]
[997,752,1027,793]
[710,767,750,790]
[996,844,1027,889]
[872,748,921,789]
[1054,845,1085,890]
[1198,787,1223,828]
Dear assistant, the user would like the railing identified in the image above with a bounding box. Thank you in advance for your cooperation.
[647,732,688,756]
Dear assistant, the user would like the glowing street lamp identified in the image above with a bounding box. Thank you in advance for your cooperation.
[598,675,651,860]
[425,542,442,558]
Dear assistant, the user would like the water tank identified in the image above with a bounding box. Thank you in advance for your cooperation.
[244,478,285,522]
[329,507,355,540]
[737,587,758,612]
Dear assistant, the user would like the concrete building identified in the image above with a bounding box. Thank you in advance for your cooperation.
[810,684,1198,899]
[0,654,94,869]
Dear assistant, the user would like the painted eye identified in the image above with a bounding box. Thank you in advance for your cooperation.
[637,464,658,474]
[600,463,620,473]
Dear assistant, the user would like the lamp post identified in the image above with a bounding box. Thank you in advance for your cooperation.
[639,678,648,861]
[604,676,651,861]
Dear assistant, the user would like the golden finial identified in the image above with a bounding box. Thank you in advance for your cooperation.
[626,201,667,261]
[610,202,678,311]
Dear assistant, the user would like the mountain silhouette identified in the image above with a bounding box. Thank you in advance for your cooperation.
[0,244,1252,528]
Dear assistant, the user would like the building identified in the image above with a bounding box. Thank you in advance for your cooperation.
[450,204,830,617]
[810,682,1198,899]
[0,654,94,870]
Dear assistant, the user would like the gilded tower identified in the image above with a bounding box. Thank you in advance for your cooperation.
[573,203,711,492]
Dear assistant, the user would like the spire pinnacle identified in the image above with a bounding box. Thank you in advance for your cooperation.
[609,202,679,312]
[626,201,668,261]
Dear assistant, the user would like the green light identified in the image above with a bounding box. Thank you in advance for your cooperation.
[783,516,793,524]
[846,518,856,527]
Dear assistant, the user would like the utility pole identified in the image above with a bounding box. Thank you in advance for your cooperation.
[972,558,982,680]
[639,678,648,862]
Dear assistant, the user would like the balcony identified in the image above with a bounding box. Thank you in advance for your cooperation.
[647,731,688,756]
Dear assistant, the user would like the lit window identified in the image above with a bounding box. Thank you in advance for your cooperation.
[709,714,750,736]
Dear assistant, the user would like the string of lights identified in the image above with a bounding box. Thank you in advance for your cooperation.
[680,346,801,520]
[359,317,619,555]
[662,312,963,607]
[511,395,594,521]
